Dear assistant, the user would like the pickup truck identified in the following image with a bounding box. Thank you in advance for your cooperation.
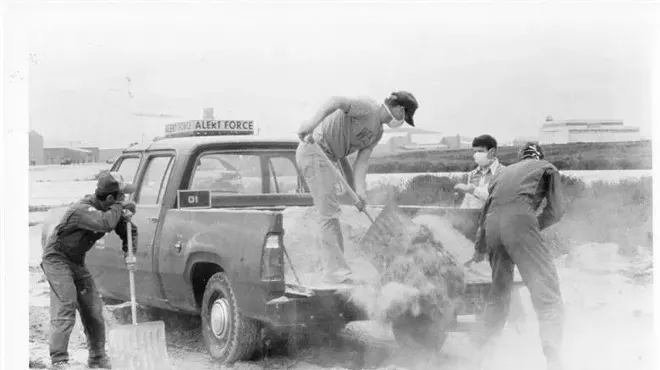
[42,123,522,365]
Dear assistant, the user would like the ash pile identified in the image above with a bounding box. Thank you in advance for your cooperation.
[350,207,466,343]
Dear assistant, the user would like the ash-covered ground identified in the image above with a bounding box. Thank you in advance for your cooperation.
[28,164,654,370]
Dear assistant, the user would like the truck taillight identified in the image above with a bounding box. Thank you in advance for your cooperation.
[261,234,284,282]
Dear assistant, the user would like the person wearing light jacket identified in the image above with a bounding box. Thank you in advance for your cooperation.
[455,135,527,333]
[455,134,505,209]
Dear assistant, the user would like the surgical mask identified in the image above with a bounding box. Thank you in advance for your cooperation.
[384,104,405,128]
[473,152,490,167]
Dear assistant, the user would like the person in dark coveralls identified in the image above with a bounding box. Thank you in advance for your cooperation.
[470,142,566,370]
[41,171,138,369]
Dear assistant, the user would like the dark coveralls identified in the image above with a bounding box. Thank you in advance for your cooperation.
[41,195,137,364]
[474,158,565,362]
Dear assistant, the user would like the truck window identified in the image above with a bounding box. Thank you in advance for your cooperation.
[137,155,174,204]
[190,153,262,194]
[112,156,140,183]
[267,156,304,194]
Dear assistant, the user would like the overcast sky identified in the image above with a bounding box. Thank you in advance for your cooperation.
[25,2,656,148]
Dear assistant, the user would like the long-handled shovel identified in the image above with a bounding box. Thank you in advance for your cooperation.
[108,215,170,370]
[312,142,417,263]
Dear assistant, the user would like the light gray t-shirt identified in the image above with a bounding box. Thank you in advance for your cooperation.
[313,98,384,161]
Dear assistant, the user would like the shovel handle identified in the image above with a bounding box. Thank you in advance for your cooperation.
[312,143,375,223]
[126,220,138,325]
[311,143,360,202]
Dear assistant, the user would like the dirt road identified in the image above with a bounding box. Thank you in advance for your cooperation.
[28,220,653,370]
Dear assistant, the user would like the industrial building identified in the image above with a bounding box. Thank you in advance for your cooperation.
[30,132,119,165]
[440,134,474,150]
[99,148,124,163]
[44,141,100,164]
[539,117,641,144]
[374,127,446,154]
[29,130,44,165]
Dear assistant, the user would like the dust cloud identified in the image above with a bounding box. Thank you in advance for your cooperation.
[282,202,654,370]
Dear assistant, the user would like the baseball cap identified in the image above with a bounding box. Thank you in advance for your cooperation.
[96,171,136,195]
[390,91,419,126]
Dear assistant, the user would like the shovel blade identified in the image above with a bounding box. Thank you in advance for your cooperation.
[108,320,169,370]
[359,203,417,266]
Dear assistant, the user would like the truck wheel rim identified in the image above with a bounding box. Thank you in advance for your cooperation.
[210,298,231,339]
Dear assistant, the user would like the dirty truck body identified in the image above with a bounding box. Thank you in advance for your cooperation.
[42,131,509,364]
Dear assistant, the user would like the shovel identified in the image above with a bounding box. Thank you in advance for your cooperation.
[312,142,416,261]
[108,215,170,370]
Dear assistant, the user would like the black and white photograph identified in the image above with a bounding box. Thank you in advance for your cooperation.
[2,1,658,370]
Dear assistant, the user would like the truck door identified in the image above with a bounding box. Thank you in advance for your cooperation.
[128,152,176,308]
[86,155,141,300]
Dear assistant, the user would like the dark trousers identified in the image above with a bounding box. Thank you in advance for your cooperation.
[41,253,106,364]
[478,204,564,362]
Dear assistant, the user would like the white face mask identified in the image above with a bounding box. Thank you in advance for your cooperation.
[473,152,490,167]
[384,104,405,128]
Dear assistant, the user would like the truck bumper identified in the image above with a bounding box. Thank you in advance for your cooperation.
[264,281,525,330]
[265,288,367,329]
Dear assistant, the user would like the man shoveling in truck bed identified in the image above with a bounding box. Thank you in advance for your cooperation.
[296,91,419,286]
[469,142,566,370]
[41,172,138,369]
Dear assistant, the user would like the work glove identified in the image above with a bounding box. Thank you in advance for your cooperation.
[465,250,486,267]
[298,131,315,143]
[119,201,137,214]
[454,183,476,194]
[354,193,367,213]
[117,219,138,256]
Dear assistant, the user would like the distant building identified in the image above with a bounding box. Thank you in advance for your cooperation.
[99,148,124,163]
[512,136,540,147]
[441,134,473,150]
[80,147,100,162]
[399,143,449,151]
[44,140,99,164]
[29,130,44,165]
[539,117,641,144]
[374,127,444,154]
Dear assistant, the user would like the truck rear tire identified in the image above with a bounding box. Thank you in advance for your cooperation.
[392,313,448,351]
[201,272,261,364]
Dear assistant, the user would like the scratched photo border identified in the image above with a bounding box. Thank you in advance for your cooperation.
[3,2,660,369]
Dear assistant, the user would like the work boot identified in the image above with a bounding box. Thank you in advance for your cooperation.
[87,354,112,369]
[50,361,69,369]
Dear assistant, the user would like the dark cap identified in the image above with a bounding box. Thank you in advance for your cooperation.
[390,91,418,126]
[519,141,545,160]
[96,171,136,195]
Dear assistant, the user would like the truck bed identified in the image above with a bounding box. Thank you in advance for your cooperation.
[281,205,524,290]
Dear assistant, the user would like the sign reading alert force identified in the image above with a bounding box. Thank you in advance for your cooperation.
[165,120,255,136]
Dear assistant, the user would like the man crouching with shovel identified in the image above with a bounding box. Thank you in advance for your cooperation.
[41,171,138,369]
[296,91,419,286]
